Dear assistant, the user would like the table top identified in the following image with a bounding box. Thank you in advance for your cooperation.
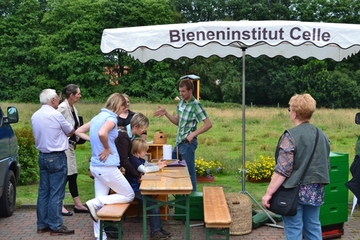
[140,166,193,195]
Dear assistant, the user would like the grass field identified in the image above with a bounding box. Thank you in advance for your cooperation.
[4,101,359,207]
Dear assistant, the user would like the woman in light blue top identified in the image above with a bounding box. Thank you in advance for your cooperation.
[75,93,134,240]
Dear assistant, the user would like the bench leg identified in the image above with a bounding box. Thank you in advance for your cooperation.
[99,220,104,240]
[99,220,123,240]
[225,228,229,240]
[205,228,230,240]
[116,220,123,240]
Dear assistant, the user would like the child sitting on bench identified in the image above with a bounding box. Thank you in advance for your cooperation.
[126,138,171,240]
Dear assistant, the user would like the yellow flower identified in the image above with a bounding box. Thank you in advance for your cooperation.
[195,158,223,178]
[242,155,275,180]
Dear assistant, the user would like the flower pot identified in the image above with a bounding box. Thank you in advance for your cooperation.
[196,176,215,183]
[247,177,271,183]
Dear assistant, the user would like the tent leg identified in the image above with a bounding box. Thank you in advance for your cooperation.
[241,47,246,192]
[240,191,284,229]
[239,47,283,229]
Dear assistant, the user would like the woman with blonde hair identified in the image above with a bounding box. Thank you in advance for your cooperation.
[262,93,330,240]
[75,93,134,240]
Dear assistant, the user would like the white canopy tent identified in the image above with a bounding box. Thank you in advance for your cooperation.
[100,20,360,227]
[101,20,360,62]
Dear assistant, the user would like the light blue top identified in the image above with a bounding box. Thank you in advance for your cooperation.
[90,108,119,167]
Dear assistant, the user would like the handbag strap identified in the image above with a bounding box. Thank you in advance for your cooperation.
[299,127,319,183]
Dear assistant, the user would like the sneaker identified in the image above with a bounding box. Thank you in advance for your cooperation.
[160,228,171,237]
[150,230,169,239]
[85,199,98,222]
[50,225,75,236]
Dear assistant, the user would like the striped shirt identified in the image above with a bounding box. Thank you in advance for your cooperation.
[175,97,208,145]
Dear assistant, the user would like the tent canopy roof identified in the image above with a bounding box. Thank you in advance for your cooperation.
[100,20,360,62]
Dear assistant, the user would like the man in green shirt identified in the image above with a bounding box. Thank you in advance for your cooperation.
[154,79,212,191]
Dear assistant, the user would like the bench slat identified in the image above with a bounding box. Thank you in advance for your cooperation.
[203,186,232,227]
[97,203,130,221]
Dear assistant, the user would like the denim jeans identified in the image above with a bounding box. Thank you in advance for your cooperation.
[282,203,322,240]
[37,151,67,231]
[135,192,162,232]
[172,138,198,191]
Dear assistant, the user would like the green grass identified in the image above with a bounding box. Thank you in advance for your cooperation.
[5,101,359,208]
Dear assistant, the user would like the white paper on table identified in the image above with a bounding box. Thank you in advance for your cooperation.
[162,144,172,160]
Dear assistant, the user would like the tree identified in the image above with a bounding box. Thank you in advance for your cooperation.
[0,0,44,101]
[0,0,360,107]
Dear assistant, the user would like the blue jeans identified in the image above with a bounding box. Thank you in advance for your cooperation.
[135,192,162,232]
[172,138,198,191]
[282,203,322,240]
[37,152,67,231]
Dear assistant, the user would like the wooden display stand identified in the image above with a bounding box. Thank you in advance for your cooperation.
[148,143,165,160]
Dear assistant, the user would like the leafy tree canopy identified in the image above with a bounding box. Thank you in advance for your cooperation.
[0,0,359,108]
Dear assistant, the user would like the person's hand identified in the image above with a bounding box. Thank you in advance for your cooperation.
[98,148,112,162]
[154,106,166,117]
[262,194,272,209]
[185,132,196,144]
[157,159,167,169]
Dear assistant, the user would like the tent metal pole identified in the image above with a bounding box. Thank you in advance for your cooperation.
[239,47,283,229]
[241,47,246,192]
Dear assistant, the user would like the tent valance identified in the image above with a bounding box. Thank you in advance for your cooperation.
[100,20,360,62]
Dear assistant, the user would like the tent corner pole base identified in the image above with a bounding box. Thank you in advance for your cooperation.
[264,223,284,229]
[239,190,284,229]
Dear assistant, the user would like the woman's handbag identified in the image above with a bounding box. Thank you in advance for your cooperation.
[268,185,300,216]
[268,128,319,216]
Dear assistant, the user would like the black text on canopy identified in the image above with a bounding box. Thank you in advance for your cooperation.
[100,20,360,226]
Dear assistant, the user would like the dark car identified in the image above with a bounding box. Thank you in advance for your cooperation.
[0,106,20,217]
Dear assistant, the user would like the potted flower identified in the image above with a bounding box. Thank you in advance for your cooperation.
[244,155,275,182]
[195,158,223,182]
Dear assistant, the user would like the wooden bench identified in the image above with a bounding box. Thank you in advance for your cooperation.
[109,190,168,221]
[97,203,130,240]
[203,186,232,240]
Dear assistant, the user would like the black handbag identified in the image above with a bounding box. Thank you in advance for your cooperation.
[75,116,86,145]
[268,185,300,216]
[268,128,319,216]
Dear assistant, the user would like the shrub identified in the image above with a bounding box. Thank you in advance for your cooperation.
[195,158,223,178]
[244,155,275,181]
[15,127,39,185]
